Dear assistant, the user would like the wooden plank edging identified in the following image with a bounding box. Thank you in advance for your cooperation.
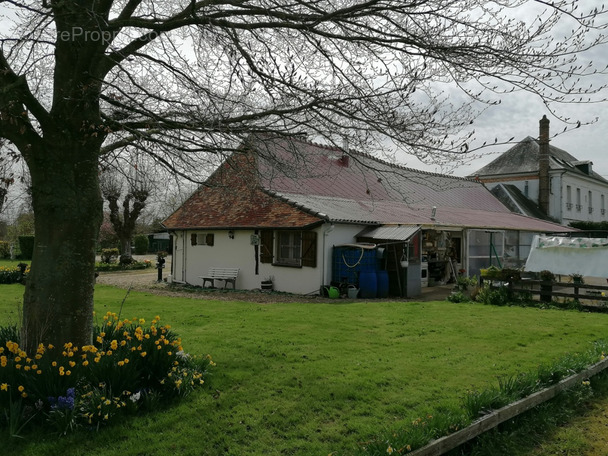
[409,356,608,456]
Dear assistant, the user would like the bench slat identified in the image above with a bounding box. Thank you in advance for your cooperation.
[199,268,239,289]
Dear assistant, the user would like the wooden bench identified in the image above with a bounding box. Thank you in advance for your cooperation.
[200,267,239,289]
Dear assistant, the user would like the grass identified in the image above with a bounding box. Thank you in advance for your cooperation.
[0,259,29,268]
[2,284,608,455]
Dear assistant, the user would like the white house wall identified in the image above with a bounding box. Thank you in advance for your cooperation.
[169,223,366,295]
[561,173,608,225]
[485,172,608,225]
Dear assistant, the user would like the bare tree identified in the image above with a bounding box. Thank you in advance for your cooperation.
[1,0,607,350]
[100,171,150,264]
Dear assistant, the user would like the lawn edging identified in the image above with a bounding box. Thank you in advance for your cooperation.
[409,355,608,456]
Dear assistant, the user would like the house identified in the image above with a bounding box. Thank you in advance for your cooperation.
[469,115,608,226]
[162,134,572,297]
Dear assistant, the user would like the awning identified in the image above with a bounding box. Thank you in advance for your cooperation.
[357,225,421,241]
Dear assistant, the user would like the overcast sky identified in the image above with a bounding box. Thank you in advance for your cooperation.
[2,1,608,182]
[403,2,608,180]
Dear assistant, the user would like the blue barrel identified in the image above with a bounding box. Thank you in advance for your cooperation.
[359,271,377,299]
[377,270,389,298]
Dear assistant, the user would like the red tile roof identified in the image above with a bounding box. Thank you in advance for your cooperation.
[163,151,323,230]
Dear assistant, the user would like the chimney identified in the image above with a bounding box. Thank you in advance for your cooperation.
[538,115,550,215]
[340,136,350,167]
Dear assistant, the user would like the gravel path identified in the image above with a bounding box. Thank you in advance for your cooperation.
[94,254,448,302]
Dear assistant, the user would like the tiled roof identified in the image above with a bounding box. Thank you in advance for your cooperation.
[470,136,608,183]
[163,152,323,230]
[163,135,572,233]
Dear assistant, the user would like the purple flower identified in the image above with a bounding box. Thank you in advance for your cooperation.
[49,389,76,411]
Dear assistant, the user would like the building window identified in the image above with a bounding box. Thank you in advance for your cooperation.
[277,231,302,266]
[602,195,605,215]
[589,190,594,214]
[191,233,214,246]
[576,188,582,211]
[260,230,317,267]
[566,185,572,210]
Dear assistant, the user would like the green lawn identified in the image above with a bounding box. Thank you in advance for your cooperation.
[2,284,608,455]
[0,259,29,268]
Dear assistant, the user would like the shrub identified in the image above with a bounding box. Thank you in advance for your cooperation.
[447,291,470,303]
[0,241,10,259]
[475,283,512,306]
[100,248,120,264]
[539,270,555,282]
[134,235,149,255]
[0,313,213,436]
[454,275,478,292]
[17,236,35,260]
[0,265,29,285]
[95,261,152,272]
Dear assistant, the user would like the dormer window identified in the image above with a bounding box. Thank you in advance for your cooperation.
[573,160,593,176]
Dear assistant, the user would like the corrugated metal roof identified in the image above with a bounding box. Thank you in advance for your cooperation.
[276,192,570,232]
[357,225,421,241]
[254,136,509,212]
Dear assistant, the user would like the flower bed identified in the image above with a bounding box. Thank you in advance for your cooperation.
[0,265,29,285]
[0,313,213,436]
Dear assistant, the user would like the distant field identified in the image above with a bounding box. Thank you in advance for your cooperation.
[2,284,608,455]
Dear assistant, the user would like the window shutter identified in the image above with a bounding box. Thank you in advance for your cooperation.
[301,231,317,268]
[206,233,215,246]
[260,230,274,263]
[191,233,197,246]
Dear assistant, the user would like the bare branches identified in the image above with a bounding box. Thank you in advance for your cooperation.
[1,0,608,171]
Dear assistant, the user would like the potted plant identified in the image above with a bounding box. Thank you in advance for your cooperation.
[570,273,585,284]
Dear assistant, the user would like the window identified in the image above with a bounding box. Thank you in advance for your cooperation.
[602,195,606,215]
[576,188,582,211]
[589,191,593,214]
[566,185,572,210]
[259,230,317,267]
[190,233,214,246]
[277,231,302,266]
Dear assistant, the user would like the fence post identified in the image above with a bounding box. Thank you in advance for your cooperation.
[540,280,553,303]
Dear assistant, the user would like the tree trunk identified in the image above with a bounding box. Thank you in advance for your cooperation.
[21,143,103,353]
[119,237,133,264]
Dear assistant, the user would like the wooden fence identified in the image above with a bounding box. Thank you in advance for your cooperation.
[410,356,608,456]
[508,279,608,309]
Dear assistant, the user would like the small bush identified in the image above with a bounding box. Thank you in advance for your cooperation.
[134,235,149,255]
[454,275,478,292]
[17,236,35,260]
[100,248,119,264]
[95,261,152,272]
[0,313,213,436]
[475,283,512,306]
[447,291,470,303]
[0,242,11,259]
[0,265,29,285]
